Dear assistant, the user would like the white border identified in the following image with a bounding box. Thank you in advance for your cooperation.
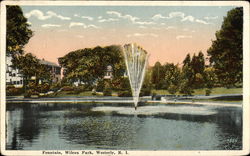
[0,1,249,156]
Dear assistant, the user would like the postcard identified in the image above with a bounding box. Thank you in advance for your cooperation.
[1,1,249,156]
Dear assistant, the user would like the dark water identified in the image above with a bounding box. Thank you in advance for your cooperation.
[6,102,242,150]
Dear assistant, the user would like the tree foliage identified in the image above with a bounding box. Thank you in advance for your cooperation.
[58,45,126,85]
[7,6,33,56]
[13,53,52,84]
[207,7,243,87]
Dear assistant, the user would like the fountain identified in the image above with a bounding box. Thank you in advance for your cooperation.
[123,43,149,110]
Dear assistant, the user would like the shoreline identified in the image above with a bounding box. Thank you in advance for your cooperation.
[6,98,242,108]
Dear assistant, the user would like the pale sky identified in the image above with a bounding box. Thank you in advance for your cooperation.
[20,5,236,66]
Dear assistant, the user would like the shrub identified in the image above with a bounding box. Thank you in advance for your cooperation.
[205,89,212,96]
[117,90,132,97]
[6,86,23,96]
[140,87,152,96]
[96,80,105,92]
[61,86,74,91]
[50,82,61,92]
[39,83,50,93]
[103,88,112,96]
[168,84,179,95]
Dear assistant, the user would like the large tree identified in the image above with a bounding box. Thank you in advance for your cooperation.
[12,53,52,93]
[58,45,126,85]
[207,7,243,87]
[7,5,33,57]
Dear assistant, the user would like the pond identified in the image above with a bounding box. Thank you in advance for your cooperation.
[6,102,242,150]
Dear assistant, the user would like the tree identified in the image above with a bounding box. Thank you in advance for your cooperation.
[7,6,33,57]
[180,53,194,95]
[58,45,126,85]
[151,61,165,89]
[12,53,52,95]
[190,52,205,88]
[207,7,243,87]
[164,63,181,94]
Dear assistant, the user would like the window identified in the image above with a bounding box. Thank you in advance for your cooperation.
[20,80,23,84]
[17,81,20,85]
[13,81,16,85]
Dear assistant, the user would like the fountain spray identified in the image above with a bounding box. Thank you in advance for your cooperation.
[123,43,149,110]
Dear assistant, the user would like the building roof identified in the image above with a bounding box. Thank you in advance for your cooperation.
[39,59,60,67]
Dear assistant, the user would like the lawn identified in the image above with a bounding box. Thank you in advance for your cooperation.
[152,87,242,96]
[49,91,101,97]
[49,87,242,97]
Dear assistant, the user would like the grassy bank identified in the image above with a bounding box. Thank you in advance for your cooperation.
[152,87,242,96]
[50,87,242,97]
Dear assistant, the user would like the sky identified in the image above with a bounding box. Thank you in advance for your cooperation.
[20,5,236,66]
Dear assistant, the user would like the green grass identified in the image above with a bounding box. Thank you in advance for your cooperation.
[49,91,100,97]
[152,87,242,96]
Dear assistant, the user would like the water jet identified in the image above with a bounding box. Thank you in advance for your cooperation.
[123,43,149,110]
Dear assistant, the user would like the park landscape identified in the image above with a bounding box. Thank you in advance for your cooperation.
[3,2,246,153]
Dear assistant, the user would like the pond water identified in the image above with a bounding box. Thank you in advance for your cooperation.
[6,102,242,150]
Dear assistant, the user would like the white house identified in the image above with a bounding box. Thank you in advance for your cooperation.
[6,55,23,88]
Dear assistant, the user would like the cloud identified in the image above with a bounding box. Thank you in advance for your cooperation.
[98,18,119,23]
[152,14,166,20]
[74,14,80,17]
[195,19,210,25]
[176,35,192,40]
[107,10,139,22]
[41,24,61,28]
[181,15,195,22]
[46,11,71,20]
[25,9,71,20]
[98,16,103,19]
[69,22,85,27]
[25,10,51,20]
[152,11,211,25]
[69,22,99,29]
[169,12,185,19]
[134,21,156,25]
[127,33,158,38]
[204,16,218,20]
[81,16,94,21]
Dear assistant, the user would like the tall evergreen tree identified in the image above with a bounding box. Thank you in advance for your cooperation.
[207,7,243,87]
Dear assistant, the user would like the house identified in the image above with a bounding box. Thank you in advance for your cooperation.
[6,55,61,87]
[39,59,61,83]
[103,65,113,79]
[6,55,23,88]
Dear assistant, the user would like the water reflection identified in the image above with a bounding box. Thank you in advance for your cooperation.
[6,103,242,150]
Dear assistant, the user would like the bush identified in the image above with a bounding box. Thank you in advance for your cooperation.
[61,86,74,91]
[103,88,112,96]
[168,84,179,95]
[96,80,105,92]
[6,86,23,96]
[205,89,212,96]
[117,90,132,97]
[140,87,151,96]
[39,83,50,93]
[50,82,61,92]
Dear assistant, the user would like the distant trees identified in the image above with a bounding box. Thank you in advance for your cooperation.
[207,7,243,87]
[151,7,243,95]
[149,51,207,95]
